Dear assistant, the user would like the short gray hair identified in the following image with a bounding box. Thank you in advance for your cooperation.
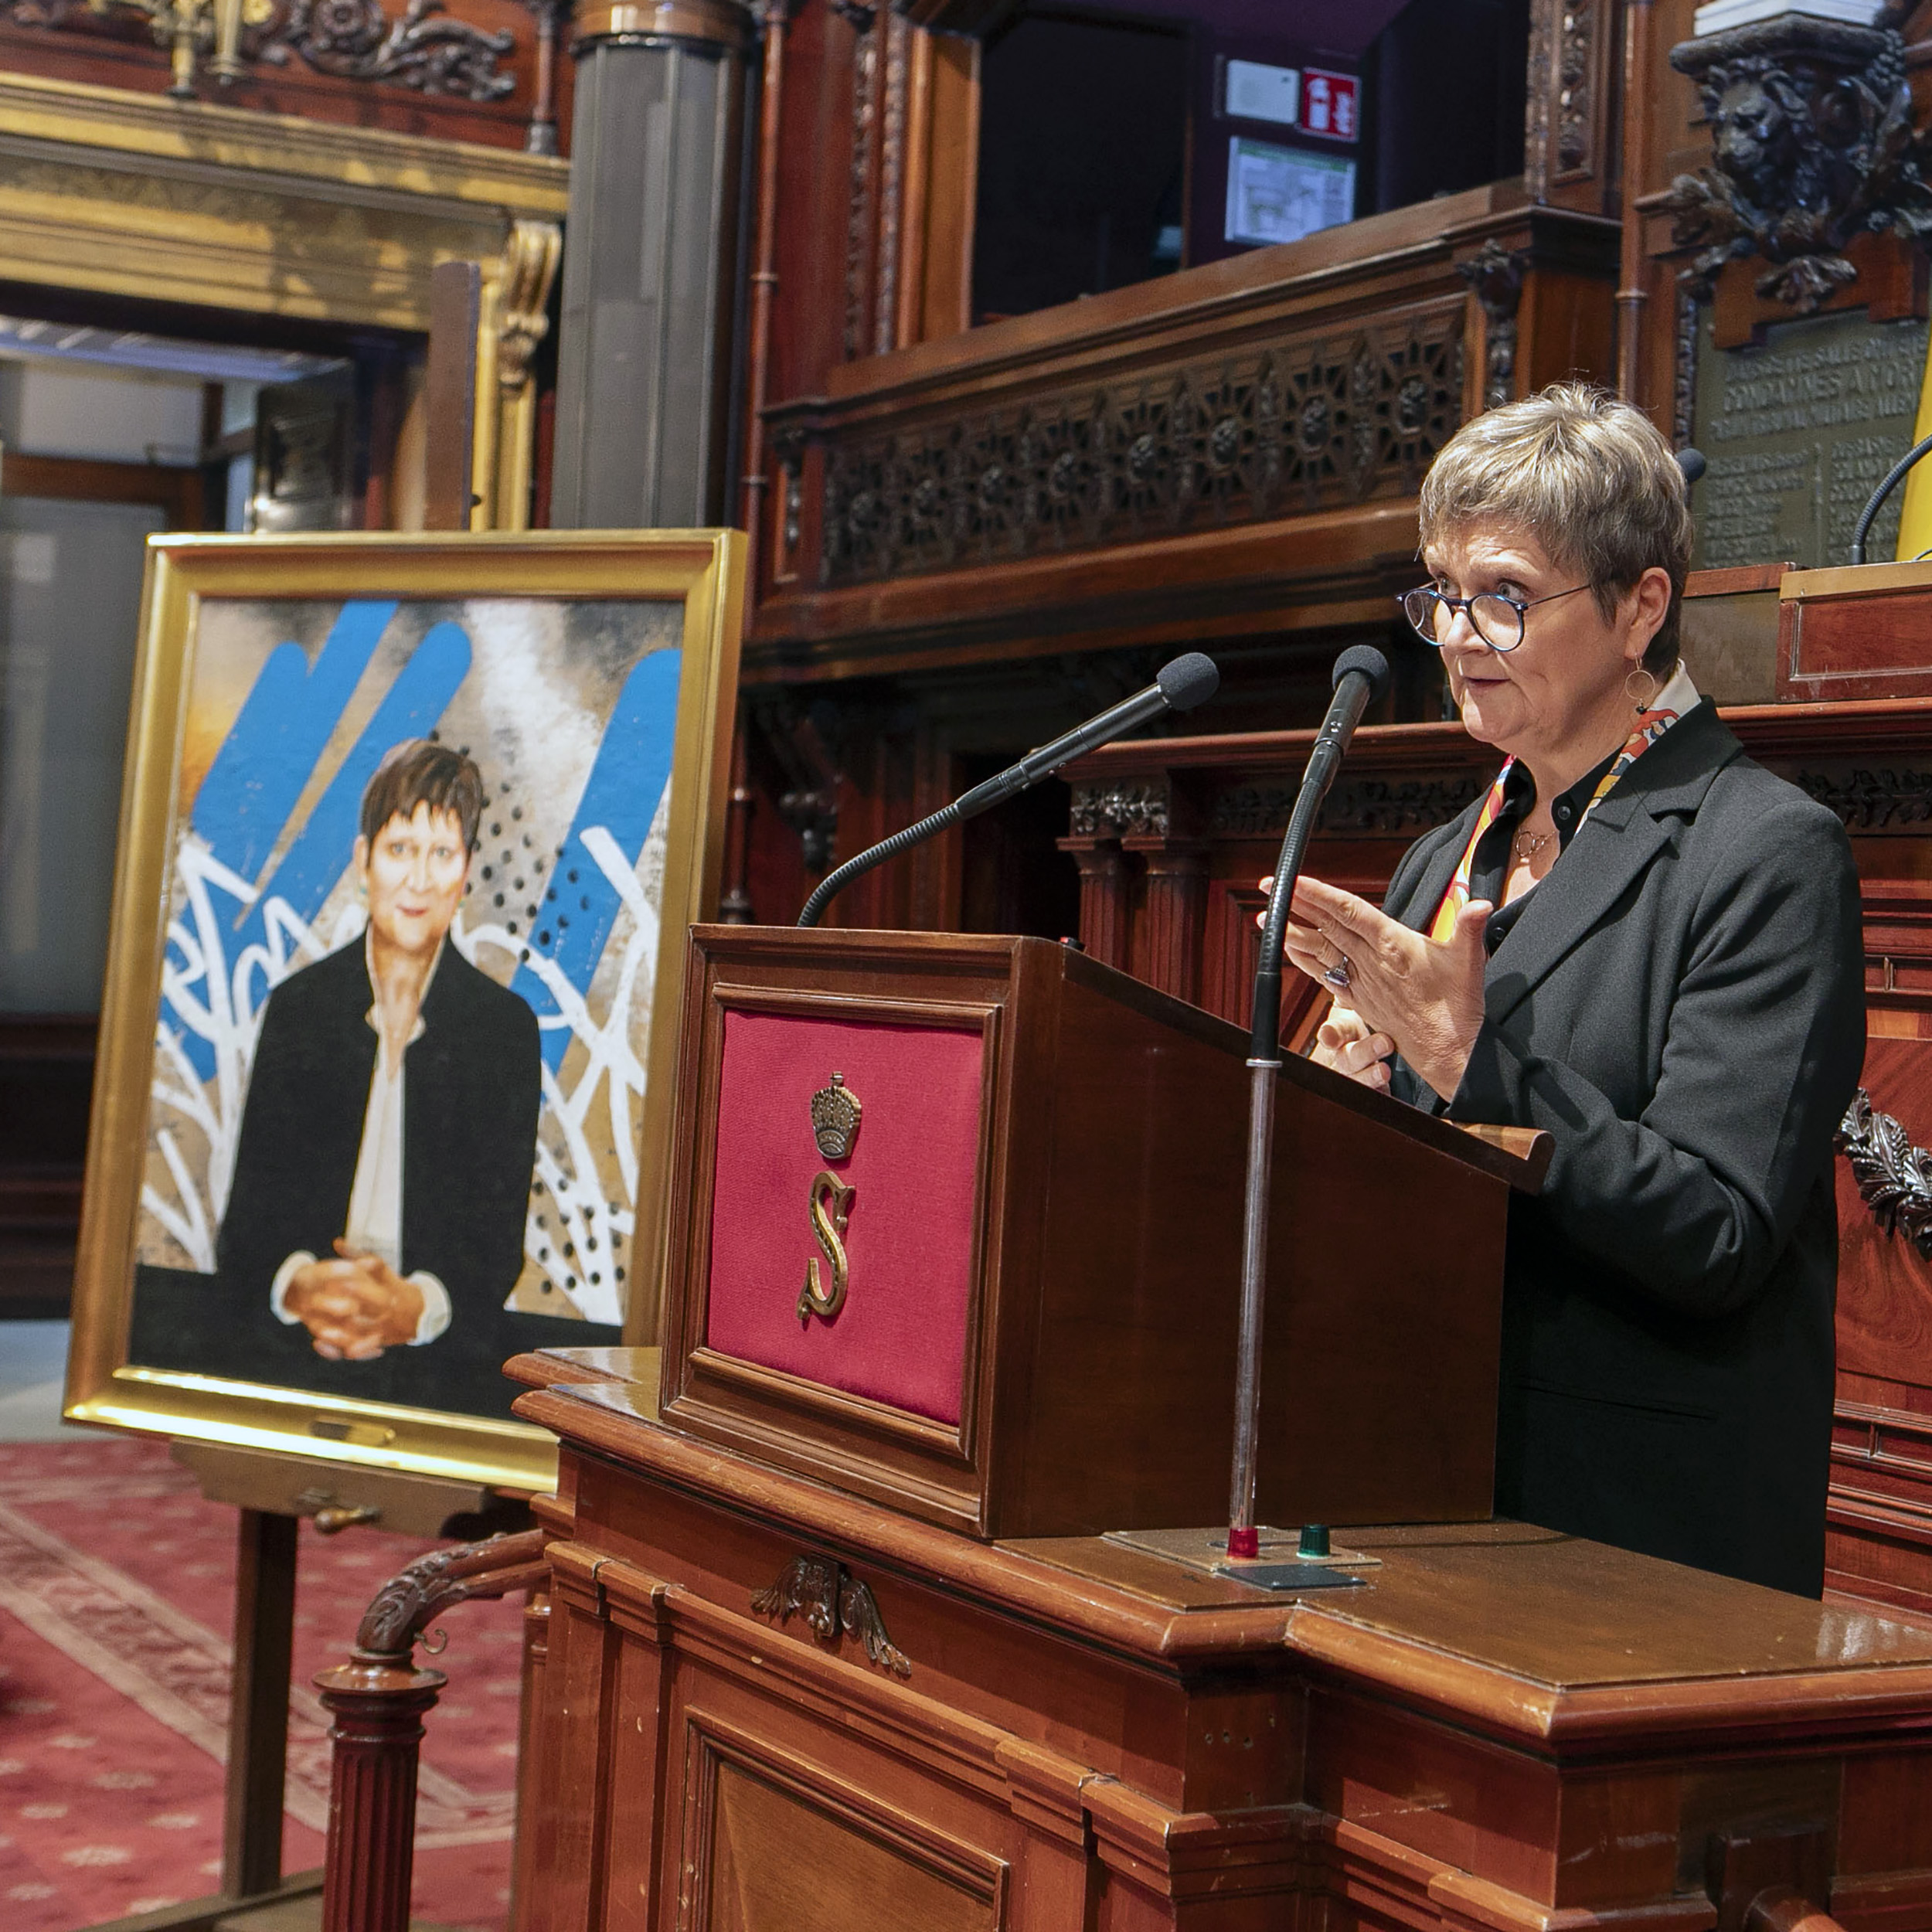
[1417,383,1695,676]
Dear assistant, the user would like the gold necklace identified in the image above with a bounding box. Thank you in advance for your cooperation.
[1512,824,1553,864]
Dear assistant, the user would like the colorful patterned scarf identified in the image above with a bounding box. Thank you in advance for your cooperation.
[1427,699,1685,943]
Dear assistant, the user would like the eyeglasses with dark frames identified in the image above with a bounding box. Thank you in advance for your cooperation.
[1399,581,1594,653]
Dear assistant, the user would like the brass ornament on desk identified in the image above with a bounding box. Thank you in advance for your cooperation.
[751,1552,910,1677]
[798,1073,860,1325]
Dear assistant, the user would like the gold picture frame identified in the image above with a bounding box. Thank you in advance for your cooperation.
[64,530,745,1492]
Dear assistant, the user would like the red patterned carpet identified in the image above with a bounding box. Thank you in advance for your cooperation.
[0,1435,522,1930]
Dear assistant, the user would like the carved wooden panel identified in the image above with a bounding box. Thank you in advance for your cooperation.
[817,301,1465,587]
[1525,0,1621,213]
[692,1747,1002,1932]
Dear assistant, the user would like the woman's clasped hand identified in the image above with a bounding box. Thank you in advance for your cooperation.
[1260,873,1491,1101]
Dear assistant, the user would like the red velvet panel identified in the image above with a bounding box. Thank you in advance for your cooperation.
[704,1010,985,1425]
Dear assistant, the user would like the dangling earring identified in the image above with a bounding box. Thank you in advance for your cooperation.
[1624,665,1658,709]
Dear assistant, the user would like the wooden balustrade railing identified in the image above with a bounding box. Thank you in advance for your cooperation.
[750,181,1621,680]
[315,1527,549,1932]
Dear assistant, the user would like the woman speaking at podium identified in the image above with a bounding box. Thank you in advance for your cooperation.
[1274,383,1866,1597]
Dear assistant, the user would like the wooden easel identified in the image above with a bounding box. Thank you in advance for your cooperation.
[90,1444,503,1932]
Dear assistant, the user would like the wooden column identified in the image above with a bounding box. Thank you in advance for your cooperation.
[509,1587,552,1932]
[551,0,750,526]
[1061,839,1131,969]
[314,1529,549,1932]
[315,1660,447,1932]
[1127,838,1207,1005]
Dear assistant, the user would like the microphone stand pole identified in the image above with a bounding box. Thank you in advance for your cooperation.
[1226,665,1377,1557]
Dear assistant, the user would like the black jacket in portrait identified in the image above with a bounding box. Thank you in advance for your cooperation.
[1379,699,1866,1597]
[207,936,546,1417]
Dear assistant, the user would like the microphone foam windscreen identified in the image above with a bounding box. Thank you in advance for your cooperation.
[1156,651,1220,712]
[1675,446,1707,485]
[1332,644,1390,701]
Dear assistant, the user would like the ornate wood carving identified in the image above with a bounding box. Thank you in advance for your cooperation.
[354,1528,548,1659]
[1209,773,1487,840]
[751,1553,912,1675]
[1525,0,1554,201]
[12,0,522,101]
[1526,0,1603,196]
[266,0,515,97]
[1794,765,1932,830]
[817,304,1464,587]
[1663,14,1932,313]
[1557,0,1596,176]
[1837,1088,1932,1257]
[843,1,881,362]
[1068,781,1169,839]
[875,7,910,356]
[1457,238,1529,412]
[495,218,563,394]
[1673,281,1699,451]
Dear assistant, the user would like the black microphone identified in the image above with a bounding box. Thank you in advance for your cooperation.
[1248,645,1389,1057]
[1851,433,1932,563]
[797,651,1221,928]
[1676,447,1706,485]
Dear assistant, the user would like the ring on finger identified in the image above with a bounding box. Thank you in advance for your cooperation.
[1322,951,1352,991]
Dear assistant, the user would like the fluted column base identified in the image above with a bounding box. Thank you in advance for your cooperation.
[315,1659,447,1932]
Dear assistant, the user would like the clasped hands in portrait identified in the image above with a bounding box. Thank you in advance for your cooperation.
[281,1240,427,1360]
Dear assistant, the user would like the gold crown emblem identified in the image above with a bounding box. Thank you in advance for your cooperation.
[810,1073,862,1162]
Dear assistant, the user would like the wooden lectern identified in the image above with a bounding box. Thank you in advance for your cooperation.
[505,924,1932,1932]
[658,924,1544,1539]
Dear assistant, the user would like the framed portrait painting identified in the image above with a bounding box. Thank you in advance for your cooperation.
[64,532,744,1490]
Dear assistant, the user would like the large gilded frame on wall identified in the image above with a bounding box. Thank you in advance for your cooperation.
[65,531,745,1492]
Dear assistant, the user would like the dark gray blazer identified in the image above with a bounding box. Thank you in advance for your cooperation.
[1380,699,1865,1597]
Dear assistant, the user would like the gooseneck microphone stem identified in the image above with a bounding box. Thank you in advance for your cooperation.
[1852,432,1932,563]
[798,653,1219,927]
[1227,647,1386,1560]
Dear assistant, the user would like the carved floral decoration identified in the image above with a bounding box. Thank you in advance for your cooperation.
[1836,1089,1932,1258]
[5,0,517,101]
[1662,11,1932,312]
[751,1554,910,1677]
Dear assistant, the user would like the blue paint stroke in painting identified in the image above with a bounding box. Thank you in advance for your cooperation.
[191,601,397,884]
[514,648,682,1073]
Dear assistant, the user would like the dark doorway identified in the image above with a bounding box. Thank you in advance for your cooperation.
[1359,0,1532,216]
[973,9,1190,324]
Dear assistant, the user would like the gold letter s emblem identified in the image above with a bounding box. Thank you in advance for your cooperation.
[798,1171,855,1325]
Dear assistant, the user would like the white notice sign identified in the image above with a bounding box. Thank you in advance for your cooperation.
[1224,138,1355,248]
[1226,59,1299,128]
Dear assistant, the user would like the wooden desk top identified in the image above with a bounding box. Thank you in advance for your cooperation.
[512,1347,1932,1751]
